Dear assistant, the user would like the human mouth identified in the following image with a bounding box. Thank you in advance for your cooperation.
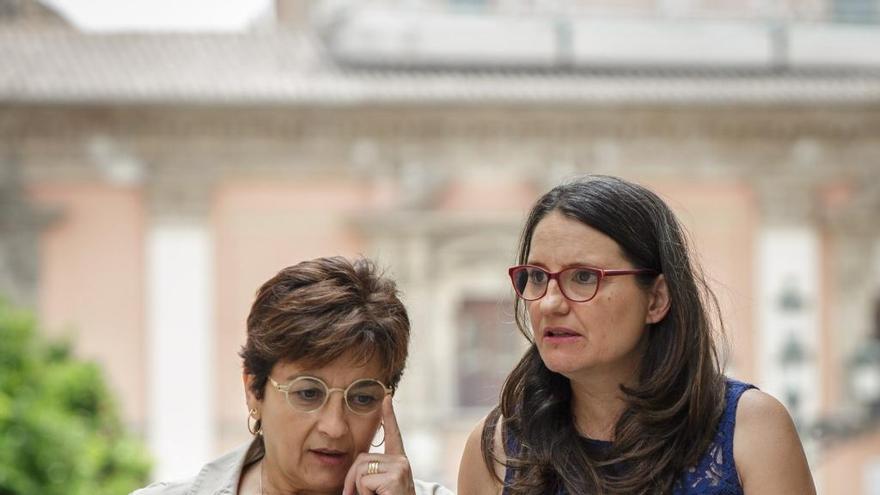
[542,327,583,344]
[309,448,348,466]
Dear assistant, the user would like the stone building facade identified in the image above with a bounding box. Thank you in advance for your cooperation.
[2,0,880,492]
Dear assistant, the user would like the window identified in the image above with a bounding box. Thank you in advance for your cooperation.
[873,293,880,340]
[456,298,524,408]
[832,0,879,23]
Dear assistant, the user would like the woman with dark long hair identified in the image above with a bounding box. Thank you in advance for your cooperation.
[458,176,815,494]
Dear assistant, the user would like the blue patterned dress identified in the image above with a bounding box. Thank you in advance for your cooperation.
[502,378,755,495]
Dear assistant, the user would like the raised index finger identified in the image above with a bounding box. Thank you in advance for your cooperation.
[382,394,406,456]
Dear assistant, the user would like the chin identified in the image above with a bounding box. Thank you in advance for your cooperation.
[301,464,350,491]
[539,351,592,376]
[542,356,590,378]
[545,361,591,377]
[306,477,345,494]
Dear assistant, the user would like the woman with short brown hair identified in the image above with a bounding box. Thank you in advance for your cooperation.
[134,256,450,495]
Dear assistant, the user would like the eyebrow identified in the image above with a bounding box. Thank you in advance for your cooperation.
[281,373,383,384]
[283,372,313,381]
[524,260,607,270]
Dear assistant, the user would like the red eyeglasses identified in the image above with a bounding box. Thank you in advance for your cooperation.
[508,265,657,303]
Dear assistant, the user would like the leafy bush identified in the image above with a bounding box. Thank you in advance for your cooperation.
[0,300,151,495]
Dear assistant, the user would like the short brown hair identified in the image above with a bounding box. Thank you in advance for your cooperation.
[239,256,410,401]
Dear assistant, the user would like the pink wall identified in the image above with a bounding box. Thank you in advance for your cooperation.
[435,177,538,212]
[651,180,758,382]
[29,184,146,427]
[820,428,880,494]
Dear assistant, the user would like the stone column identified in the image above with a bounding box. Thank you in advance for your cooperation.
[754,178,821,428]
[145,164,216,481]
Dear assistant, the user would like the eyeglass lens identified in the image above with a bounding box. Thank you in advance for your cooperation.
[285,377,386,414]
[512,266,600,301]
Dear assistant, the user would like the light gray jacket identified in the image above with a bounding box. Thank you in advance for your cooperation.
[130,442,453,495]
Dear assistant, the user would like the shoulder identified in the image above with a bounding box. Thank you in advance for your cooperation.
[457,413,504,495]
[733,389,816,494]
[733,388,797,452]
[129,477,193,495]
[130,441,254,495]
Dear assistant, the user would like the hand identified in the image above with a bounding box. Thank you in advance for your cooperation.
[342,395,416,495]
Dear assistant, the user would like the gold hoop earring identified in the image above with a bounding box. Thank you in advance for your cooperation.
[247,408,262,436]
[371,422,385,448]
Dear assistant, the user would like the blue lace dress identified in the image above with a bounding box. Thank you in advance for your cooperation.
[502,378,755,495]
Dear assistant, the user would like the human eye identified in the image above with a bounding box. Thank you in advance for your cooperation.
[350,393,378,406]
[346,381,386,413]
[527,268,548,284]
[569,268,598,285]
[295,388,323,401]
[289,379,326,405]
[294,388,324,402]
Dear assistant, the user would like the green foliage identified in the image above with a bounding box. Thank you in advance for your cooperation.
[0,300,151,495]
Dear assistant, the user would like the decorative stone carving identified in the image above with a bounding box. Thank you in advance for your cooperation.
[0,155,59,308]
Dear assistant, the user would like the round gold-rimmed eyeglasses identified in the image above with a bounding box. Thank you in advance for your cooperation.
[267,376,391,415]
[508,264,658,303]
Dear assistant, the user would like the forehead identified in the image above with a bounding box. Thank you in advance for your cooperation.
[273,352,385,386]
[528,211,626,266]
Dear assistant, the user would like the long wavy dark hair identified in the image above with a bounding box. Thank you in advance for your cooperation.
[482,175,727,494]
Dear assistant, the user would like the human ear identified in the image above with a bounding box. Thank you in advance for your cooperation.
[243,372,260,411]
[645,274,671,324]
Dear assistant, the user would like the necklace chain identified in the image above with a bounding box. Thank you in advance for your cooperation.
[259,459,264,495]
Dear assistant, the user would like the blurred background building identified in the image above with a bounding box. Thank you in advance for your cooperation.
[1,0,880,492]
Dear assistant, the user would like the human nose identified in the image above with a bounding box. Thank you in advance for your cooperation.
[315,391,350,438]
[539,278,569,314]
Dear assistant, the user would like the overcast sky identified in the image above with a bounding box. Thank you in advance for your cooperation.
[43,0,273,31]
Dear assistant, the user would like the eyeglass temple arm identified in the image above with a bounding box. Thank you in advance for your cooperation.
[602,268,658,276]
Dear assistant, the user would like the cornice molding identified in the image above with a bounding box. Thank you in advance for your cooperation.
[3,105,880,142]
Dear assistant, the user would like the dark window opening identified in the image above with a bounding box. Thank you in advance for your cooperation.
[456,298,522,408]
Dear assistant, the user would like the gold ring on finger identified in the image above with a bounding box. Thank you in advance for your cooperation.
[367,460,380,475]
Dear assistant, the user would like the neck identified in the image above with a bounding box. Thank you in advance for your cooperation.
[256,457,336,495]
[568,374,628,441]
[566,354,643,441]
[238,459,262,495]
[566,331,648,441]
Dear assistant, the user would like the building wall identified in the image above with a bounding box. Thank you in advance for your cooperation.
[653,181,758,381]
[3,102,879,490]
[29,183,146,428]
[818,428,880,494]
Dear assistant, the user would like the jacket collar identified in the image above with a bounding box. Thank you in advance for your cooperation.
[188,440,256,495]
